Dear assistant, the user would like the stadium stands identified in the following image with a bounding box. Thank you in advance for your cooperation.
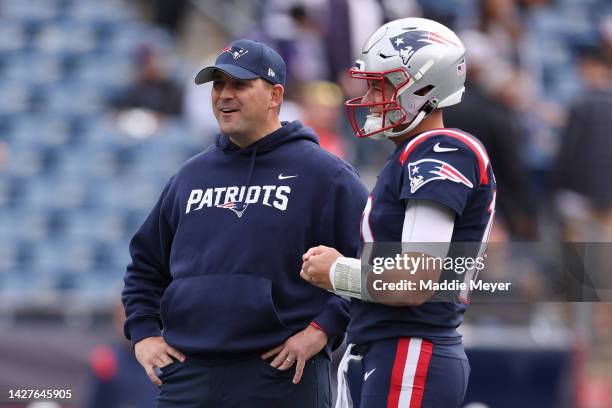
[0,0,207,315]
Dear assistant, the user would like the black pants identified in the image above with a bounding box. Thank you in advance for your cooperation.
[156,353,331,408]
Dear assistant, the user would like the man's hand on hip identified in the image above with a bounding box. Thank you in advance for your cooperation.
[261,325,328,384]
[134,336,186,386]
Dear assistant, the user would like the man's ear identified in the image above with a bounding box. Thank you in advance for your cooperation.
[270,84,284,110]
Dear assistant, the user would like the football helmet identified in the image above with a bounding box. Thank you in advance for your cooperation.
[345,18,466,139]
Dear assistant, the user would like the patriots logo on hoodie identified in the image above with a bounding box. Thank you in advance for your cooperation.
[216,201,249,218]
[408,158,473,193]
[389,30,458,65]
[222,45,248,60]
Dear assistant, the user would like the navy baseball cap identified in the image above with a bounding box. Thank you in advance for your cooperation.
[195,39,286,86]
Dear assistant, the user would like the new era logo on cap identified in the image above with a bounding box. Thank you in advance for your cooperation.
[194,39,286,86]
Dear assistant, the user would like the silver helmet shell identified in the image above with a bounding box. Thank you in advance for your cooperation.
[345,17,466,139]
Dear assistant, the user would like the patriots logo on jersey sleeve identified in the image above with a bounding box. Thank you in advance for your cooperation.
[408,158,473,193]
[389,30,459,65]
[222,45,248,60]
[216,201,249,218]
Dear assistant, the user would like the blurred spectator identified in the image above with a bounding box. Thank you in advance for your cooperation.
[466,0,571,162]
[109,45,184,138]
[446,32,537,240]
[110,45,184,117]
[459,29,530,109]
[324,0,386,96]
[262,2,330,89]
[299,81,349,159]
[555,41,612,242]
[324,0,421,92]
[84,302,158,408]
[462,1,533,112]
[322,0,415,103]
[554,40,612,306]
[139,0,190,36]
[517,0,596,141]
[445,80,536,240]
[477,0,524,64]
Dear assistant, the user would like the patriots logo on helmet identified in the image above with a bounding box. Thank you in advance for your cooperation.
[408,158,473,193]
[216,201,249,218]
[222,45,248,60]
[389,30,459,65]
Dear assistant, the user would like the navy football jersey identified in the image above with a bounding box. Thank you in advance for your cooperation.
[348,128,496,347]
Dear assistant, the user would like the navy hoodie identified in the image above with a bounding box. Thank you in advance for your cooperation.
[122,121,368,359]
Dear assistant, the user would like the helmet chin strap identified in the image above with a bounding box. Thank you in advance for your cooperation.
[381,98,438,139]
[363,110,427,140]
[383,110,427,139]
[364,99,437,140]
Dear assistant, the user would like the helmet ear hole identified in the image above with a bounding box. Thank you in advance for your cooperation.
[413,85,434,96]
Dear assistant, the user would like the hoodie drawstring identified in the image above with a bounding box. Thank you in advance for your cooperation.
[244,146,258,190]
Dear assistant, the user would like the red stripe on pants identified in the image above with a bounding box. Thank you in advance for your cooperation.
[386,338,410,408]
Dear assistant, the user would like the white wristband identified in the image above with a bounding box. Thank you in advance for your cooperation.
[329,257,364,300]
[329,260,338,291]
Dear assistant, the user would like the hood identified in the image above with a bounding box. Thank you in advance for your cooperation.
[214,120,320,190]
[214,121,319,156]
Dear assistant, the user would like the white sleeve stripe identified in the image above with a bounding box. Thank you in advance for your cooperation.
[360,195,374,243]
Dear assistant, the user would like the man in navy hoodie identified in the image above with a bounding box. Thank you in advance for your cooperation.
[122,39,369,408]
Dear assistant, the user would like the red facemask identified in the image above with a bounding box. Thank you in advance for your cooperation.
[344,67,411,138]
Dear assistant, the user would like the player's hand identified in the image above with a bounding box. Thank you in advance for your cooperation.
[261,325,328,384]
[300,245,342,290]
[134,336,186,386]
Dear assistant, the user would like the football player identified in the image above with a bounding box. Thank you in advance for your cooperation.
[301,18,496,408]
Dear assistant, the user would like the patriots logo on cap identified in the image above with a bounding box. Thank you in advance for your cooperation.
[216,201,249,218]
[389,30,458,65]
[408,158,473,193]
[222,45,248,60]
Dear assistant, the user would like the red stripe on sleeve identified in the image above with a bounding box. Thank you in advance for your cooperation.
[398,129,490,185]
[439,165,473,187]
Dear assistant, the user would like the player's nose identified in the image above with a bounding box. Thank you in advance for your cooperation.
[362,87,375,104]
[362,87,383,109]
